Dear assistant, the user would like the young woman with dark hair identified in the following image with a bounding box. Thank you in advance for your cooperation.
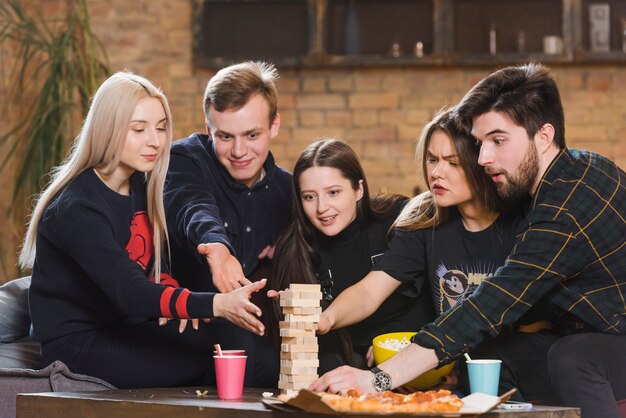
[269,138,435,374]
[310,109,524,395]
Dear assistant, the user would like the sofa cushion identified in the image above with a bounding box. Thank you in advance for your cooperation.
[0,277,31,343]
[0,337,44,369]
[0,360,115,418]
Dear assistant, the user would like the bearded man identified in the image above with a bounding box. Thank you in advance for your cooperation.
[312,63,626,418]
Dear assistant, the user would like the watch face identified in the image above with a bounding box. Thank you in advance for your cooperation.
[374,371,392,391]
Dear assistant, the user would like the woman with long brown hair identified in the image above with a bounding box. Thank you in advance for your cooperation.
[269,138,435,374]
[310,109,523,394]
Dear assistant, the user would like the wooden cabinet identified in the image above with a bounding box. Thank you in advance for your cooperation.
[193,0,626,68]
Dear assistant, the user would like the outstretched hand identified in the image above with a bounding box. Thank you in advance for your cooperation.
[198,243,252,292]
[214,279,267,335]
[158,318,210,333]
[309,365,374,394]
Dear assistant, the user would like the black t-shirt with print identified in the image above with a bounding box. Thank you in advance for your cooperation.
[375,207,522,316]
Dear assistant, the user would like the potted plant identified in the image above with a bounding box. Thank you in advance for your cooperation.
[0,0,109,278]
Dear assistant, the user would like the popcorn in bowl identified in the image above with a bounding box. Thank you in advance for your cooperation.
[372,332,456,390]
[376,336,411,351]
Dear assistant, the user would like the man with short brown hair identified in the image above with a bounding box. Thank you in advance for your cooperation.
[165,61,291,294]
[164,61,291,387]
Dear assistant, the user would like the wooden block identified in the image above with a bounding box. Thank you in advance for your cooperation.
[278,380,310,390]
[283,315,320,323]
[281,358,320,368]
[282,306,322,315]
[289,284,321,292]
[280,366,318,375]
[282,336,318,345]
[280,291,323,301]
[281,388,300,397]
[279,328,316,337]
[281,343,318,352]
[280,321,318,331]
[283,315,319,323]
[278,377,317,388]
[279,373,319,383]
[280,350,318,360]
[280,298,320,307]
[280,320,306,329]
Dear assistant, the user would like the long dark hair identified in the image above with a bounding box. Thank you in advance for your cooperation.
[268,138,405,350]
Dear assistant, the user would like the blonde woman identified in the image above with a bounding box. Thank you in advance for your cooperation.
[21,72,274,388]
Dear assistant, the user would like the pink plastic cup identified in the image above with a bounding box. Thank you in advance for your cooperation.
[214,355,247,400]
[213,350,245,357]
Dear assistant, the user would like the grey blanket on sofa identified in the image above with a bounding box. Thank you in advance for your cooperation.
[0,277,114,418]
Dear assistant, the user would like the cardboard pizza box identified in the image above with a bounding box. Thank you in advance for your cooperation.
[263,388,516,416]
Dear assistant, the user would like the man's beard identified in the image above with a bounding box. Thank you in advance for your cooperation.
[492,143,539,203]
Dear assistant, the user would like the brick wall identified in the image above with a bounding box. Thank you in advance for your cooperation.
[1,0,625,281]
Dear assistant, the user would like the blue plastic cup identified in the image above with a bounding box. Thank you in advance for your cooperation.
[466,359,502,396]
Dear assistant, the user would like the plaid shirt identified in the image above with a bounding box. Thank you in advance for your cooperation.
[412,148,626,364]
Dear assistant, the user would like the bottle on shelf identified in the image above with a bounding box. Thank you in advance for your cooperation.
[414,41,424,58]
[517,31,526,53]
[489,24,497,56]
[387,34,402,58]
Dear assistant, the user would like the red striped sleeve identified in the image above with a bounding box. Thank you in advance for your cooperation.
[160,273,180,288]
[160,287,175,317]
[175,288,191,319]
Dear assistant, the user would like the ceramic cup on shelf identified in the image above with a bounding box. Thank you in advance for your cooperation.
[543,35,564,55]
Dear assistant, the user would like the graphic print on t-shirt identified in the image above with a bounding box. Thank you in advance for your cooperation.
[125,211,153,270]
[434,262,494,314]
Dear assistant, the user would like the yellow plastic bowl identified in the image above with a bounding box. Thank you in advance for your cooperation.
[372,332,456,390]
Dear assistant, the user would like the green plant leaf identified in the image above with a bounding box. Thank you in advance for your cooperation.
[1,0,110,220]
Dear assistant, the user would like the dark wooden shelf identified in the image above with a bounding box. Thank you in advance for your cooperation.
[197,52,626,70]
[193,0,626,70]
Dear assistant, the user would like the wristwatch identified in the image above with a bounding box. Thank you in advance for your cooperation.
[371,366,392,392]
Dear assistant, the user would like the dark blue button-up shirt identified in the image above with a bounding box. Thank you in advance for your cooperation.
[164,133,292,291]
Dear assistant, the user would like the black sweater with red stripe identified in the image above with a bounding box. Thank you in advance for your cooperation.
[29,169,215,345]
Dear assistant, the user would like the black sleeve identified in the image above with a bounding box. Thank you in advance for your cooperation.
[374,229,429,289]
[48,199,215,319]
[164,146,233,258]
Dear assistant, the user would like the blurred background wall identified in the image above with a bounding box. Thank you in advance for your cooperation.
[1,0,625,282]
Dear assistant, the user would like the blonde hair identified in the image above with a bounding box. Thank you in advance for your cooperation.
[20,71,173,282]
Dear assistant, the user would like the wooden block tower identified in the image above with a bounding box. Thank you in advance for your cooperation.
[278,283,322,397]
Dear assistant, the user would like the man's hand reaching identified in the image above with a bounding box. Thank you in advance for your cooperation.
[198,243,252,292]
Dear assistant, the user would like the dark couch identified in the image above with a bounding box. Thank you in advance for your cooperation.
[0,277,114,418]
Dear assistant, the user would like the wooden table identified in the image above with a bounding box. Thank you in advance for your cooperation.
[16,387,580,418]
